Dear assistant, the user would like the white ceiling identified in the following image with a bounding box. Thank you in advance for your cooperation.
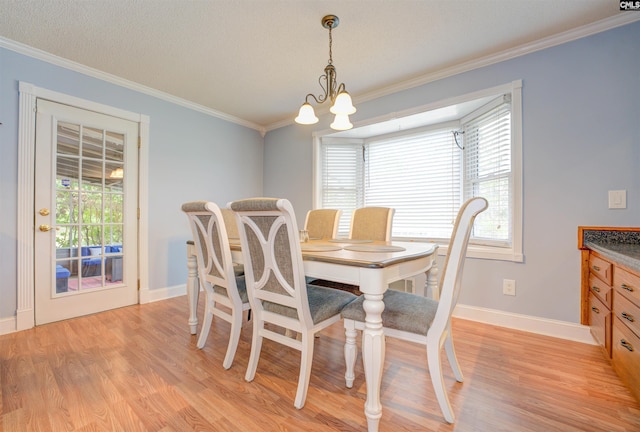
[0,1,635,132]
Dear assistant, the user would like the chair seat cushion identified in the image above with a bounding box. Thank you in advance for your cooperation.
[308,285,357,323]
[213,275,249,303]
[341,289,438,336]
[56,265,70,279]
[83,257,101,266]
[264,284,356,324]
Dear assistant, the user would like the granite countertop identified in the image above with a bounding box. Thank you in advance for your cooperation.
[586,241,640,274]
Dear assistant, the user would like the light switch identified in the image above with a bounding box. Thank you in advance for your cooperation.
[608,190,627,209]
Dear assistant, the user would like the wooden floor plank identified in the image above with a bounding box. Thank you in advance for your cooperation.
[1,296,639,431]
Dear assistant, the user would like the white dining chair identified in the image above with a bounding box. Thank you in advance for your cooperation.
[221,207,240,239]
[341,197,488,423]
[349,206,395,241]
[229,197,357,409]
[304,208,342,240]
[182,200,251,369]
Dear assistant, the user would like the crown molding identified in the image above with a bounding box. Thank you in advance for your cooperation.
[0,37,266,135]
[2,13,637,136]
[265,14,640,132]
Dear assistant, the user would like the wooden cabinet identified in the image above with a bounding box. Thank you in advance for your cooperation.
[589,254,612,286]
[586,252,613,357]
[611,266,640,402]
[588,291,610,351]
[578,227,640,403]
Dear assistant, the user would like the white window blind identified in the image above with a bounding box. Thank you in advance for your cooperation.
[365,128,461,239]
[320,142,364,234]
[463,97,512,246]
[317,89,518,254]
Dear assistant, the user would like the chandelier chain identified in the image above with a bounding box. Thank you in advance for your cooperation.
[328,26,333,65]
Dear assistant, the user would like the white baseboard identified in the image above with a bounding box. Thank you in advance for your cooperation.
[453,304,596,345]
[139,283,187,304]
[0,316,16,336]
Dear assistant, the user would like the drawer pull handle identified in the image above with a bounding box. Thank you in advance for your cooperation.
[592,286,600,293]
[621,283,634,292]
[620,339,634,352]
[621,312,635,322]
[592,265,601,271]
[591,306,600,314]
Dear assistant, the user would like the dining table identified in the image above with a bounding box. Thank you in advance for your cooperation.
[186,238,439,432]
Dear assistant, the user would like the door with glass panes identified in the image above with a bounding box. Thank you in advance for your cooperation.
[34,99,139,325]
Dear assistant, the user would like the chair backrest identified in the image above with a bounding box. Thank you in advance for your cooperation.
[221,208,240,239]
[304,209,342,240]
[431,197,488,333]
[230,198,313,330]
[182,200,242,305]
[349,207,395,241]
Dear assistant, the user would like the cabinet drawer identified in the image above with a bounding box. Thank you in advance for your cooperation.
[614,267,640,307]
[589,274,612,308]
[589,255,612,284]
[615,291,640,339]
[589,292,611,356]
[612,318,640,402]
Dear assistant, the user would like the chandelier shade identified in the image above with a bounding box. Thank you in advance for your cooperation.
[295,102,319,124]
[295,15,356,130]
[330,113,353,131]
[330,91,356,115]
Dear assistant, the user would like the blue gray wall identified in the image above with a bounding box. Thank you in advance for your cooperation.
[1,21,638,326]
[263,21,640,324]
[0,47,264,320]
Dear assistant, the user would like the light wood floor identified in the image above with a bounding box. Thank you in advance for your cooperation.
[2,296,639,431]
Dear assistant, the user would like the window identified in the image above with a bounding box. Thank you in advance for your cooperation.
[314,81,523,262]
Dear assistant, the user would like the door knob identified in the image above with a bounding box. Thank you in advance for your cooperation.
[39,224,59,232]
[39,208,50,216]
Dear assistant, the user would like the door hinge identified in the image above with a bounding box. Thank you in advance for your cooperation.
[137,279,141,290]
[137,208,140,219]
[138,136,141,148]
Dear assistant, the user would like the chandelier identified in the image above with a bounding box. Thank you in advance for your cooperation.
[295,15,356,131]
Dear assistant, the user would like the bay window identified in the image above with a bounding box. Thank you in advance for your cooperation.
[314,81,523,262]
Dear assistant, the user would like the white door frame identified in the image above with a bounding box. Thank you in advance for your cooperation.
[16,81,150,331]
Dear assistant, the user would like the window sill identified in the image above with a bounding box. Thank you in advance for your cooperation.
[394,238,524,263]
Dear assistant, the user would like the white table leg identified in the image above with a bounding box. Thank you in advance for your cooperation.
[427,259,439,300]
[186,244,199,335]
[362,292,385,432]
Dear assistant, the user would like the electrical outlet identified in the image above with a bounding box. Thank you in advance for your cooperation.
[503,279,516,296]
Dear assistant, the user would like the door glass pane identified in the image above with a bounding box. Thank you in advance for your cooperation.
[57,122,80,156]
[81,192,103,224]
[82,159,103,191]
[82,127,104,159]
[55,122,127,294]
[104,193,123,223]
[106,131,124,162]
[56,191,78,225]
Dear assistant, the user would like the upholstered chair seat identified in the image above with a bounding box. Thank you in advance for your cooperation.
[341,289,438,336]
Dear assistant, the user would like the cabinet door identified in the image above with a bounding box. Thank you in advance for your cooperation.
[612,318,640,402]
[589,255,612,285]
[589,274,612,308]
[589,292,611,357]
[615,291,640,339]
[614,267,640,307]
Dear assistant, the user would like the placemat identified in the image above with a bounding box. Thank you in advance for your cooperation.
[301,244,343,252]
[343,244,406,253]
